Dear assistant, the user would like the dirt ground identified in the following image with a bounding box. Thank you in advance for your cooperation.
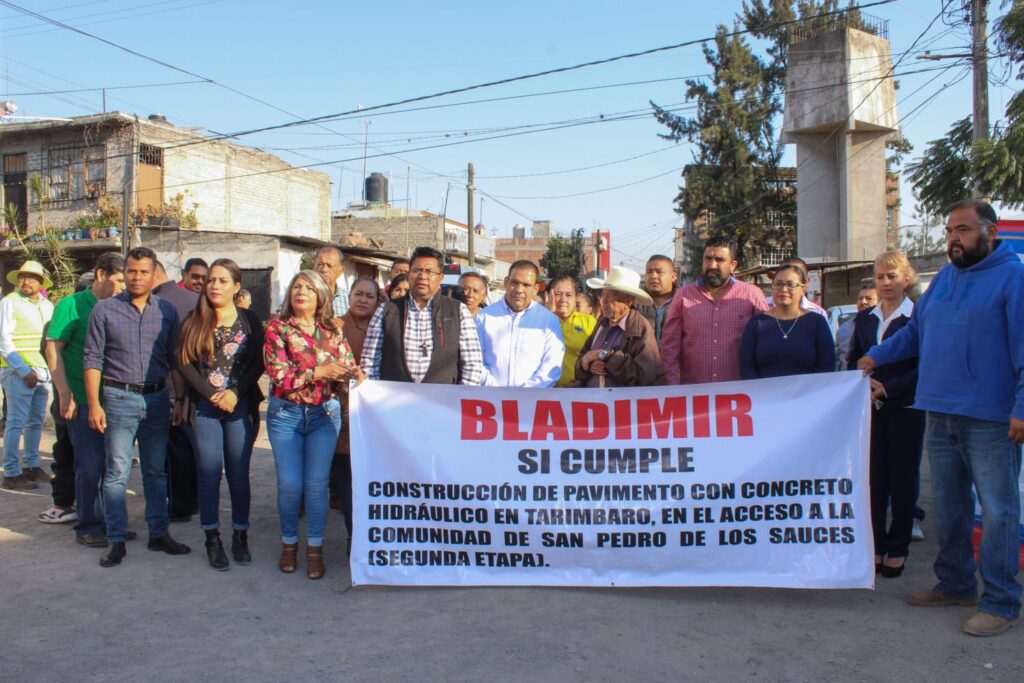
[1,423,1020,683]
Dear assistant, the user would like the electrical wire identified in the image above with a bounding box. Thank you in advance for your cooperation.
[0,0,898,153]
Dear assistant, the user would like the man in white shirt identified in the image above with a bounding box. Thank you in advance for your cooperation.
[476,260,565,387]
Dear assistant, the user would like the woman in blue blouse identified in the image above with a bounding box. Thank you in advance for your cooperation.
[740,265,835,379]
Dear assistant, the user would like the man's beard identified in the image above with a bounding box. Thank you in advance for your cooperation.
[948,237,991,268]
[703,269,726,288]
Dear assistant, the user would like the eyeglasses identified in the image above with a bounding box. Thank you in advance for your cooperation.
[771,281,804,291]
[409,268,441,278]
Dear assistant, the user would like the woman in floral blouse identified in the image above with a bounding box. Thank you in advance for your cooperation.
[263,270,363,579]
[178,258,265,571]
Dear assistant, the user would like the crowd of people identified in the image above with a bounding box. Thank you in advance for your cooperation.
[0,199,1019,636]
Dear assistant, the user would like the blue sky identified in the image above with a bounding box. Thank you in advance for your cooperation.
[0,0,1009,268]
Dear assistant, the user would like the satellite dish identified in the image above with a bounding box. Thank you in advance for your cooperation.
[1,101,18,116]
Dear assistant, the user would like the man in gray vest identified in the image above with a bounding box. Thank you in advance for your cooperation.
[362,246,484,385]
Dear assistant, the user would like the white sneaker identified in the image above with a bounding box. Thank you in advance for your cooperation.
[911,519,925,541]
[37,505,77,524]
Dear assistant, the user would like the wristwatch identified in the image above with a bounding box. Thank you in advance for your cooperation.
[598,350,609,361]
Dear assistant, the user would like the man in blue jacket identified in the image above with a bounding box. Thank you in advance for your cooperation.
[858,199,1024,637]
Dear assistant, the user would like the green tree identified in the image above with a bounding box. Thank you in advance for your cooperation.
[906,117,973,216]
[540,228,586,282]
[909,4,1024,213]
[898,198,945,256]
[653,1,853,273]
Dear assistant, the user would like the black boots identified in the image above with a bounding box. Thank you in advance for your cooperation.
[205,530,229,571]
[231,530,251,565]
[99,542,126,567]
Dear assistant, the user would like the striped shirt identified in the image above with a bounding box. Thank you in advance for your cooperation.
[661,278,768,385]
[361,295,485,385]
[331,276,350,317]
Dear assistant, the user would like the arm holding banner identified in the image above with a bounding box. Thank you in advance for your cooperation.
[660,290,684,384]
[600,311,664,386]
[863,289,927,371]
[739,316,759,380]
[456,302,485,386]
[812,314,837,373]
[360,305,386,381]
[523,318,565,388]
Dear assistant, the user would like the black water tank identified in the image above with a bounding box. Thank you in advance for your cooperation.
[365,173,388,204]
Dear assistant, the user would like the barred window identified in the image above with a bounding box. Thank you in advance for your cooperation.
[47,145,105,202]
[139,143,163,166]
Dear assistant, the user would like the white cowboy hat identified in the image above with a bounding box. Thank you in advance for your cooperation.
[585,265,653,306]
[7,260,53,289]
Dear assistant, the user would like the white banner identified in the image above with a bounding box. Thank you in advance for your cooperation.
[349,372,873,588]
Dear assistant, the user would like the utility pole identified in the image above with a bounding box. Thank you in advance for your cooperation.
[360,117,371,199]
[972,0,989,197]
[917,0,990,197]
[467,163,475,269]
[594,229,602,279]
[121,117,138,256]
[405,165,411,257]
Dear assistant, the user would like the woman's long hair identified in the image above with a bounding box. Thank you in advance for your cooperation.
[180,258,242,365]
[279,270,340,334]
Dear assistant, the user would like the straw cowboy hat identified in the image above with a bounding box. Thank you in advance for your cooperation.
[585,265,653,306]
[7,260,53,289]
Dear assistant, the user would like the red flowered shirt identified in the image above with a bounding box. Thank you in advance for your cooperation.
[263,318,353,405]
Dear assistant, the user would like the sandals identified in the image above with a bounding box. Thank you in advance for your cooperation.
[279,543,298,573]
[307,545,326,580]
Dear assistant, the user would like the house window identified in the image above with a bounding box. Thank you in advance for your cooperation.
[139,143,163,166]
[47,145,105,202]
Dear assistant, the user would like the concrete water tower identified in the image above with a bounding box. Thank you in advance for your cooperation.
[782,14,899,261]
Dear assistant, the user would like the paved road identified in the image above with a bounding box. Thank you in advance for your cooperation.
[1,425,1020,682]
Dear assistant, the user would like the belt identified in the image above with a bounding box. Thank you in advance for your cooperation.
[103,379,165,394]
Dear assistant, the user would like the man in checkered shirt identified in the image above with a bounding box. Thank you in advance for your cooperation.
[362,246,484,385]
[661,235,768,385]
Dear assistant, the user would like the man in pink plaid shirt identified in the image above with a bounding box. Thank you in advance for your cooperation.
[661,236,768,385]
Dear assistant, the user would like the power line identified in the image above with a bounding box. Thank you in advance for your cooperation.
[0,0,225,39]
[486,168,683,200]
[2,79,208,96]
[2,0,898,154]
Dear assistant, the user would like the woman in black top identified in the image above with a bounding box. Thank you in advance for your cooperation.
[740,265,835,379]
[847,250,922,578]
[177,258,265,570]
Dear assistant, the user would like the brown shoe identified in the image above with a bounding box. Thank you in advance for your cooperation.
[964,612,1018,637]
[306,545,325,580]
[279,543,298,574]
[906,588,978,607]
[23,467,51,483]
[1,474,38,490]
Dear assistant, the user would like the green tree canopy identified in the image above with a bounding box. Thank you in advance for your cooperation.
[540,228,586,283]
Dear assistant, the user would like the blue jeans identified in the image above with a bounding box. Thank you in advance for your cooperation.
[926,412,1022,620]
[69,403,107,536]
[194,399,254,531]
[266,395,341,547]
[1,368,49,477]
[101,386,171,543]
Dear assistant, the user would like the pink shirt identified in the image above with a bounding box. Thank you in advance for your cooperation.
[661,278,768,385]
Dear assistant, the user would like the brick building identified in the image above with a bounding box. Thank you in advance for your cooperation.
[494,222,610,279]
[331,206,497,279]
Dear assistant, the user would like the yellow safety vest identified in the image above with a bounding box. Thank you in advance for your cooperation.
[1,291,52,369]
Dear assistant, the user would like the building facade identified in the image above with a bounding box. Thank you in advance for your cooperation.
[0,111,332,316]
